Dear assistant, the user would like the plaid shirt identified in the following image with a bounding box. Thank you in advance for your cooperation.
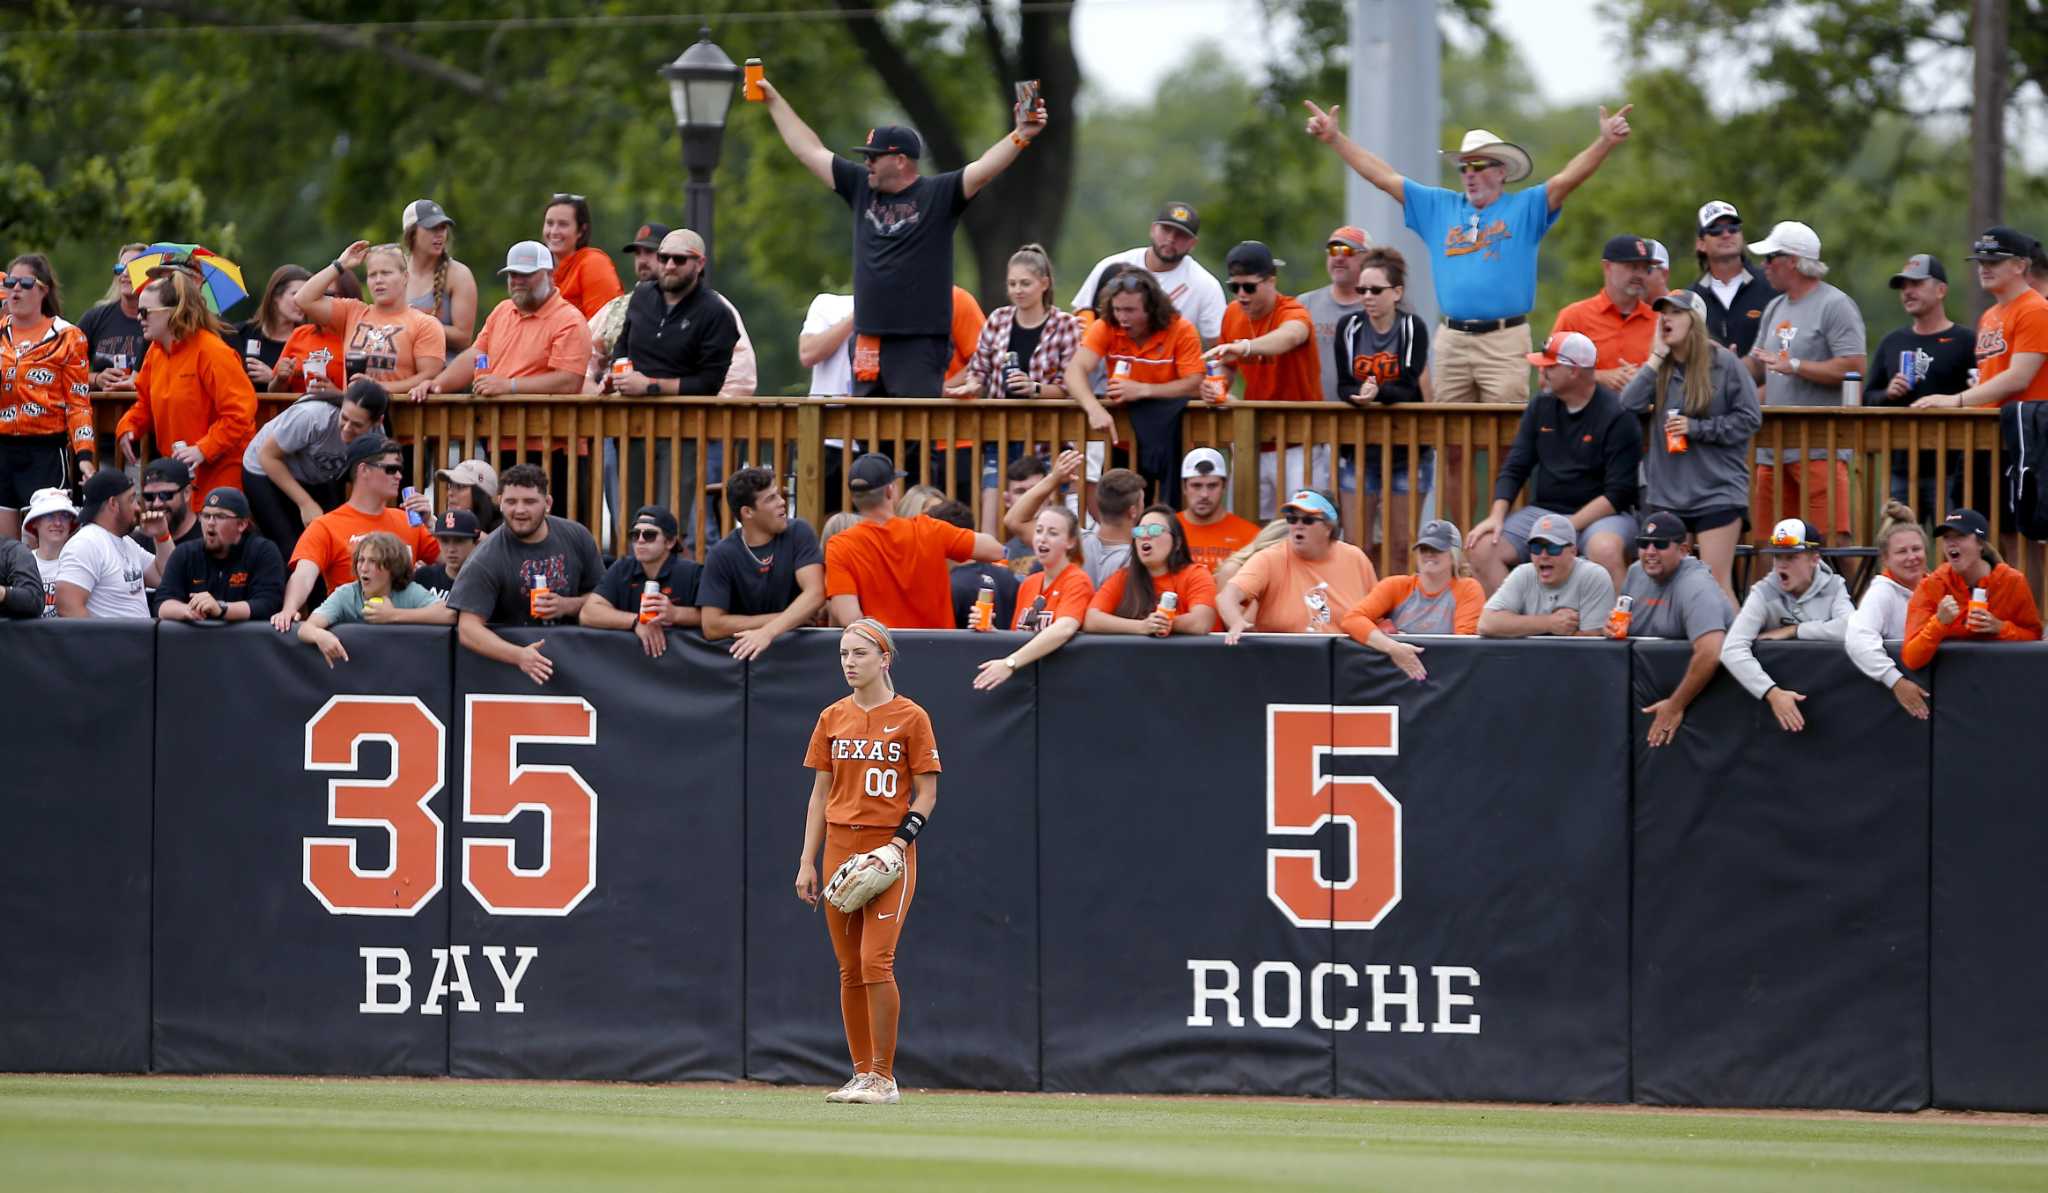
[965,305,1082,396]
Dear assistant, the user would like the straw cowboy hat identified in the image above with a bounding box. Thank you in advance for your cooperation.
[1444,129,1533,183]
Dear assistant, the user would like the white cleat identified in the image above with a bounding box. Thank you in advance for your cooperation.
[825,1073,873,1103]
[845,1075,900,1105]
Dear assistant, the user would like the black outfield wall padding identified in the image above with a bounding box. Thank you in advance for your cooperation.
[1331,638,1632,1103]
[1038,635,1336,1097]
[744,631,1039,1092]
[1930,644,2048,1112]
[0,620,154,1073]
[152,624,452,1075]
[448,629,745,1081]
[1630,641,1930,1111]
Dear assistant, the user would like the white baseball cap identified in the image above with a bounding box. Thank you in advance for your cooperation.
[1748,220,1822,261]
[1526,330,1598,370]
[498,240,555,275]
[1697,200,1740,231]
[1647,239,1670,270]
[22,486,78,528]
[1181,447,1228,479]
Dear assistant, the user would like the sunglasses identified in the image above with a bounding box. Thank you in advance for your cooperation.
[141,488,182,503]
[1,277,41,291]
[630,527,668,542]
[1131,523,1171,539]
[1527,540,1569,556]
[1635,537,1675,550]
[1761,252,1785,263]
[1326,243,1359,257]
[1769,530,1812,549]
[138,306,171,317]
[375,462,405,476]
[548,192,586,204]
[1359,284,1395,296]
[1458,160,1501,174]
[1105,275,1148,293]
[1282,512,1324,526]
[1705,222,1743,236]
[657,252,700,265]
[1228,281,1264,294]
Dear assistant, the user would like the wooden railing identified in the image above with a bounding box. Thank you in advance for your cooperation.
[89,395,2032,587]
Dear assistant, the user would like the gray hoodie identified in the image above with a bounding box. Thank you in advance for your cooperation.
[1719,560,1854,699]
[1619,343,1761,514]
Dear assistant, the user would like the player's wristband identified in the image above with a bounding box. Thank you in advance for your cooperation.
[893,810,926,848]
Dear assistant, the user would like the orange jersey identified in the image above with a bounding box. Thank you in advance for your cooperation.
[948,286,985,377]
[1550,291,1657,370]
[118,330,258,497]
[805,694,940,828]
[1220,295,1320,401]
[0,316,93,456]
[1974,288,2048,405]
[552,246,624,320]
[1080,314,1203,387]
[1179,511,1260,573]
[1091,562,1218,615]
[824,514,976,630]
[1014,560,1094,629]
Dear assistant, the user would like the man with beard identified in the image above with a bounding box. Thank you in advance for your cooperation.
[1177,448,1258,573]
[449,463,603,685]
[1476,512,1614,638]
[156,487,285,623]
[1619,511,1734,749]
[408,241,590,399]
[54,470,175,618]
[610,229,740,397]
[1551,234,1660,389]
[1688,201,1777,358]
[1068,202,1227,345]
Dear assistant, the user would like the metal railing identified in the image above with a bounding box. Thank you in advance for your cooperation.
[89,395,2032,590]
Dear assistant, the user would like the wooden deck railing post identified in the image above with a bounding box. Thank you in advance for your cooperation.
[796,400,825,530]
[1230,404,1260,522]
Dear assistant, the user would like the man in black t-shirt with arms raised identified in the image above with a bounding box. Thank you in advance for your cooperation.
[448,464,603,685]
[757,75,1046,396]
[698,467,825,660]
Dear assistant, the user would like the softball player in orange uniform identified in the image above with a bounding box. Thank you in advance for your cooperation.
[795,619,939,1105]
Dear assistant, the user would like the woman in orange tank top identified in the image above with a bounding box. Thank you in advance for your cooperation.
[796,619,940,1106]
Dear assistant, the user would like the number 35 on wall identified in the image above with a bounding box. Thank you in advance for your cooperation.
[302,694,598,919]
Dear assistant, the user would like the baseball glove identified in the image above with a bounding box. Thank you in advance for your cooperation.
[824,842,905,913]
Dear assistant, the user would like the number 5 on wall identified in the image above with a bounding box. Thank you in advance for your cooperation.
[1266,705,1402,930]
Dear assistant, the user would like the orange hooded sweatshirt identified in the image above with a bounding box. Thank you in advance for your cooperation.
[1901,561,2042,670]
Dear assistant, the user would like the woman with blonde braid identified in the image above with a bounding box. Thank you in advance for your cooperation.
[401,199,479,352]
[795,618,939,1106]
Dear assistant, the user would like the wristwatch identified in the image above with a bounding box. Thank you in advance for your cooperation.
[645,380,662,396]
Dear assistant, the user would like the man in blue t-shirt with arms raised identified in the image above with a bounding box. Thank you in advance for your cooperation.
[1303,99,1637,403]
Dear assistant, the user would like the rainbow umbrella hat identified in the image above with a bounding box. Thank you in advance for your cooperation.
[124,243,248,314]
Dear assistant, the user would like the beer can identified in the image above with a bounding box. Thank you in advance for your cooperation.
[1899,351,1917,388]
[744,59,765,102]
[610,357,633,382]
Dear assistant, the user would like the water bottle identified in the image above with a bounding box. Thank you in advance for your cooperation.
[971,574,996,631]
[1841,371,1862,406]
[1155,590,1180,636]
[639,580,661,624]
[1605,595,1634,640]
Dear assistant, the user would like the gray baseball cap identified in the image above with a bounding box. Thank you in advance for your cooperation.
[1414,519,1460,552]
[1528,513,1577,546]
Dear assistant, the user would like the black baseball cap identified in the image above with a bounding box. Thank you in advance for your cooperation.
[344,432,399,472]
[432,509,480,540]
[852,126,922,159]
[1637,511,1688,543]
[621,222,672,253]
[631,505,680,537]
[1156,201,1200,237]
[1224,241,1281,278]
[847,452,906,494]
[1602,234,1657,264]
[1966,226,2037,263]
[1889,253,1947,287]
[200,487,250,518]
[143,457,192,488]
[1939,508,1990,540]
[79,468,134,522]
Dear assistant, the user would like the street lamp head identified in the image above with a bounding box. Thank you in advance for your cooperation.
[660,27,741,132]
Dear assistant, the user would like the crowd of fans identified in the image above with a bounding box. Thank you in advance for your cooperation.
[0,88,2043,740]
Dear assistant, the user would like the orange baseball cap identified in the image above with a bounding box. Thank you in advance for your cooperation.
[1526,331,1597,369]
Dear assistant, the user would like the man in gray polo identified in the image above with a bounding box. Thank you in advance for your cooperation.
[1477,512,1615,637]
[1619,511,1734,747]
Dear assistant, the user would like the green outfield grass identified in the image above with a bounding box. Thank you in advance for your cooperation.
[2,1075,2045,1192]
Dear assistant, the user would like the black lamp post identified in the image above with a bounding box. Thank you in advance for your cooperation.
[659,28,742,268]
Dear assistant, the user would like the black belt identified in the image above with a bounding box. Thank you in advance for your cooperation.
[1443,314,1527,334]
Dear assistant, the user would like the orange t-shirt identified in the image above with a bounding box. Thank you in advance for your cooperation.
[1179,511,1261,573]
[1230,540,1378,633]
[119,330,257,497]
[1338,574,1485,639]
[1550,292,1656,370]
[1220,295,1320,401]
[1013,561,1095,630]
[553,246,624,320]
[473,293,593,380]
[323,298,448,383]
[948,286,986,378]
[1091,562,1218,617]
[1974,288,2048,405]
[804,694,941,828]
[276,324,345,392]
[1080,314,1204,387]
[289,503,443,589]
[824,513,977,630]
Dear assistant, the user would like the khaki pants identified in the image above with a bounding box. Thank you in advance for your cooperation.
[1432,322,1532,403]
